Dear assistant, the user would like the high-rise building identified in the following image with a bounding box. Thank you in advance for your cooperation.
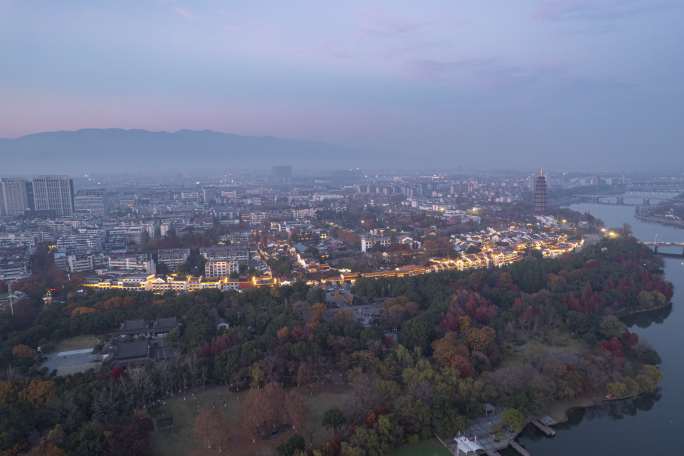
[74,188,106,215]
[534,169,547,215]
[32,175,75,217]
[0,178,31,216]
[271,165,293,184]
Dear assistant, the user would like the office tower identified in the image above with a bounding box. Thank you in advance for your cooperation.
[74,188,106,215]
[32,175,75,217]
[534,169,547,215]
[0,177,31,216]
[271,165,293,184]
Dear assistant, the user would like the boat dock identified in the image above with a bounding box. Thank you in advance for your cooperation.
[510,440,531,456]
[530,418,556,437]
[442,413,557,456]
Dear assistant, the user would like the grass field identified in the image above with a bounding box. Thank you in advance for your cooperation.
[54,335,100,352]
[151,384,353,456]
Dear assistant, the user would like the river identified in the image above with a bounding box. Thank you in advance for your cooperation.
[512,203,684,455]
[395,203,684,456]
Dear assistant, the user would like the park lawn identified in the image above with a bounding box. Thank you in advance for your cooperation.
[151,384,353,456]
[54,335,100,352]
[301,384,354,446]
[500,331,587,369]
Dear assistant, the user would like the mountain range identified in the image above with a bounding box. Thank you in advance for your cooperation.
[0,129,357,175]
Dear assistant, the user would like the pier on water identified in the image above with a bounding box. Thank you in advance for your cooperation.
[510,440,531,456]
[530,418,556,437]
[443,415,557,456]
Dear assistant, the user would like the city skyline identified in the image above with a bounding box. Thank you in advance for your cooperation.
[2,3,684,455]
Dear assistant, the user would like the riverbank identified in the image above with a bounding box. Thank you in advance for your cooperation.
[512,204,684,455]
[635,214,684,229]
[395,393,639,456]
[544,396,603,425]
[615,302,673,318]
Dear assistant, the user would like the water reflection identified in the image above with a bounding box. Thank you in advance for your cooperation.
[516,204,684,455]
[621,304,673,328]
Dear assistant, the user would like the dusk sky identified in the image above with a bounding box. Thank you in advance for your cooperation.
[2,0,683,171]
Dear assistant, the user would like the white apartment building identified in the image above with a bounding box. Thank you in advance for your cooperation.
[204,260,239,278]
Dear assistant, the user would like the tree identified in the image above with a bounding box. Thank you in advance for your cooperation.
[399,317,433,353]
[501,408,525,433]
[636,365,662,394]
[382,297,419,329]
[607,382,628,398]
[599,316,626,339]
[242,383,287,439]
[285,391,308,433]
[26,441,65,456]
[21,379,56,406]
[107,416,154,456]
[12,344,35,359]
[322,408,347,435]
[277,434,306,456]
[71,306,97,317]
[179,250,206,276]
[465,326,496,353]
[511,257,545,293]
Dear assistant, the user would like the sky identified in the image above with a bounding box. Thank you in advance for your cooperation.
[1,0,683,171]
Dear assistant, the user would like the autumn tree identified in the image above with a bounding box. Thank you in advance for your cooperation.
[599,316,626,339]
[382,297,419,329]
[284,391,308,433]
[242,382,287,439]
[20,379,56,406]
[12,344,35,359]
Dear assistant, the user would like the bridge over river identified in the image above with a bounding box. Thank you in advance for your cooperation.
[643,241,684,257]
[576,193,677,207]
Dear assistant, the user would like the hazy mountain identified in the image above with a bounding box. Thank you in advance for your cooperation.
[0,129,357,174]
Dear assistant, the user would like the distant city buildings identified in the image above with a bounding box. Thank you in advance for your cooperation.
[204,260,239,278]
[0,168,607,300]
[157,248,190,271]
[74,188,106,215]
[200,245,249,262]
[0,249,31,281]
[361,234,392,253]
[107,253,156,274]
[32,175,75,216]
[0,177,32,216]
[534,169,547,215]
[271,165,293,184]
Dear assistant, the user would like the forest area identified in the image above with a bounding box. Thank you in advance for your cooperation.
[0,236,671,456]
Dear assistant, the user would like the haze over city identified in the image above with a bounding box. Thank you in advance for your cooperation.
[2,3,684,456]
[2,0,684,171]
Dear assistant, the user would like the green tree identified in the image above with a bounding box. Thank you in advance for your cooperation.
[635,365,662,394]
[277,434,306,456]
[322,408,347,435]
[501,408,525,433]
[607,382,628,398]
[599,316,626,339]
[399,317,433,353]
